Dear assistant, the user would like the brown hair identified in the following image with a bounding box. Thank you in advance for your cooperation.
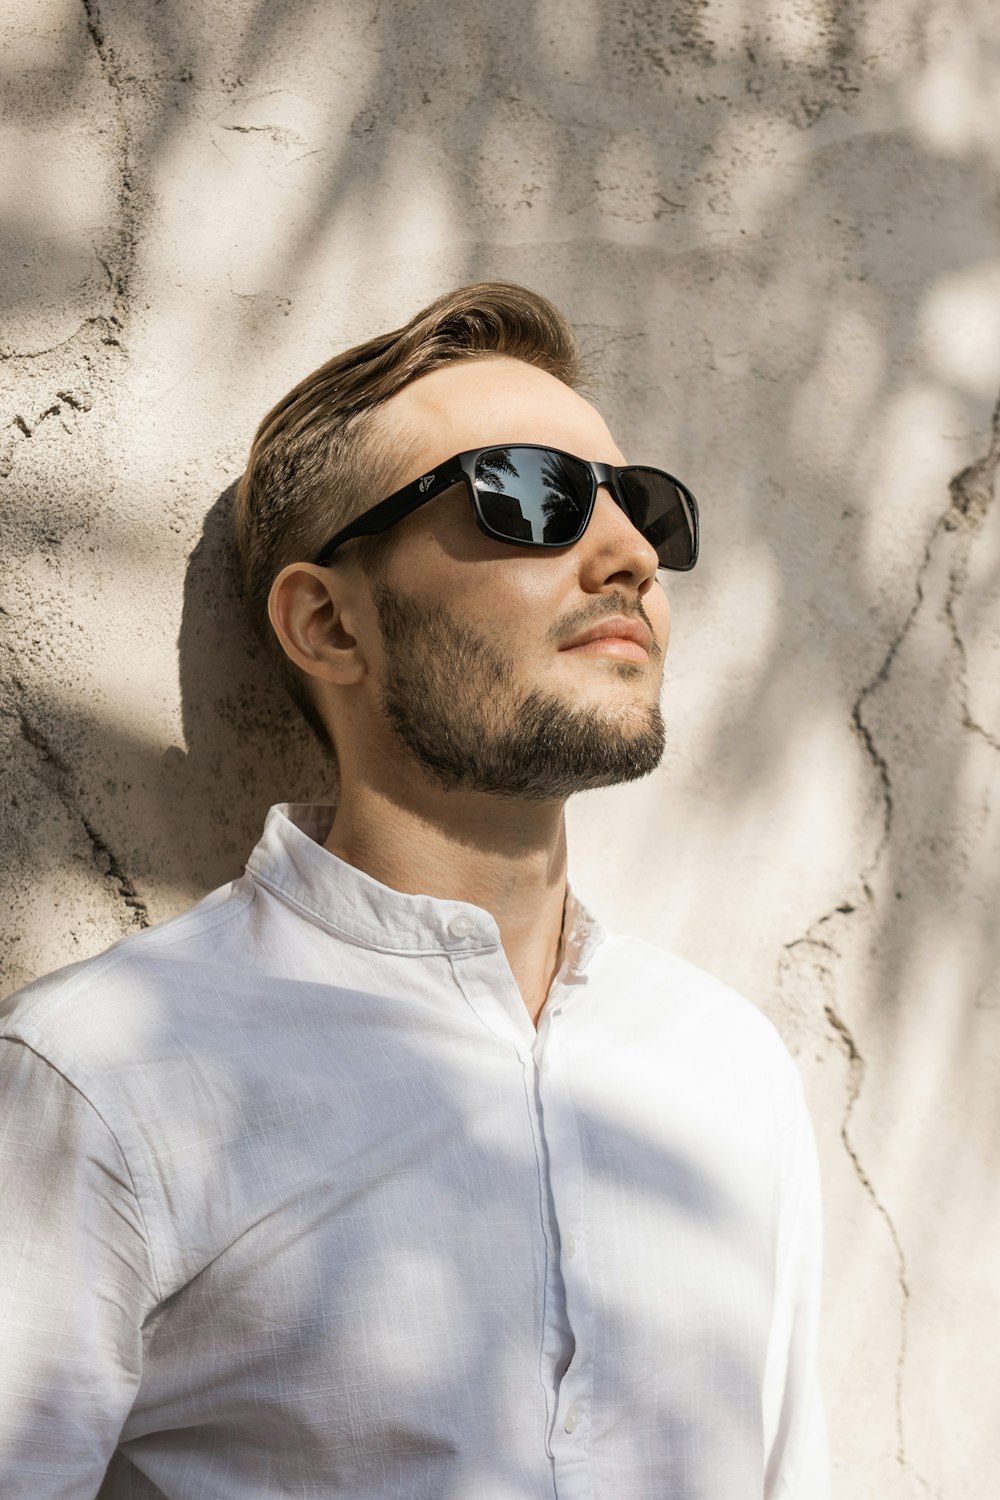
[233,280,585,758]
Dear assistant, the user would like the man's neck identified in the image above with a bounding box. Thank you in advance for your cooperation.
[323,777,569,1027]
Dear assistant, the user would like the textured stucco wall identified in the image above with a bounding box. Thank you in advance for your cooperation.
[2,1,999,1494]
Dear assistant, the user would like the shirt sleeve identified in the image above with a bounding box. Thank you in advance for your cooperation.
[0,1037,157,1499]
[762,1062,830,1499]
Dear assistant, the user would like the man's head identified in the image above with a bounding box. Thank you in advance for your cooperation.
[234,283,675,803]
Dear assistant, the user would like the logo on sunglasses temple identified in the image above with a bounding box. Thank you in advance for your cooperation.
[418,474,435,493]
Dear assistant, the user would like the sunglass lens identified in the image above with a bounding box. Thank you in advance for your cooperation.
[474,447,592,545]
[619,469,698,570]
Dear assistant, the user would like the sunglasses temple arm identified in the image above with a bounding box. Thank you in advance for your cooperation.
[312,460,465,563]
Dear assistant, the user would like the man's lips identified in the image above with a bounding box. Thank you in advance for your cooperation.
[559,616,652,662]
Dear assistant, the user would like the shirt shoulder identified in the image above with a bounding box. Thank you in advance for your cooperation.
[590,929,803,1088]
[0,876,277,1295]
[0,875,256,1063]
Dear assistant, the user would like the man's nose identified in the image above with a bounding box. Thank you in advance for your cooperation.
[584,485,660,583]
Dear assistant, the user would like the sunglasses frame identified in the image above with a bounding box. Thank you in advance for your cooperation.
[311,443,700,571]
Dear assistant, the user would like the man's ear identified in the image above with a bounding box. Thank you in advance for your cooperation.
[267,563,367,685]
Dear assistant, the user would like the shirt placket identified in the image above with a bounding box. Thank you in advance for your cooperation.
[446,934,595,1500]
[533,981,594,1500]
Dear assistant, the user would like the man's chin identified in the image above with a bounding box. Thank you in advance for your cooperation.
[495,697,667,798]
[555,689,664,738]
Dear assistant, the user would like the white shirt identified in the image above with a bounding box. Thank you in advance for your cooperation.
[0,803,827,1499]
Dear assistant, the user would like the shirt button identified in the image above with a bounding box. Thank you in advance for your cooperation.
[565,1232,576,1259]
[447,913,477,939]
[564,1406,580,1434]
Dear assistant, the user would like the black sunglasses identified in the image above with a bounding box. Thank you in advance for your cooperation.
[311,444,699,572]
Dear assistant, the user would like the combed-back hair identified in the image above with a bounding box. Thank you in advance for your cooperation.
[233,281,585,760]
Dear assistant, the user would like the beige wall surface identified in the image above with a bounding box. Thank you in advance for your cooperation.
[2,0,998,1493]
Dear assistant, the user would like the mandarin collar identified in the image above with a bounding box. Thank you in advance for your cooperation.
[244,803,605,976]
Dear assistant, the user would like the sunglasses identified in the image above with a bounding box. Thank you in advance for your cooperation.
[311,443,699,571]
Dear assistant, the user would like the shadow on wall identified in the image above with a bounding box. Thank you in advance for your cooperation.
[0,480,334,999]
[175,481,334,893]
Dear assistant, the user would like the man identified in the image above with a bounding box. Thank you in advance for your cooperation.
[0,283,827,1497]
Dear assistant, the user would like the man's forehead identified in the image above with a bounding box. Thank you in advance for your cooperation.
[376,356,623,472]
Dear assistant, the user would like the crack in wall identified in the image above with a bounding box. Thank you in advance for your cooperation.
[0,313,123,365]
[9,390,92,440]
[2,388,96,480]
[779,391,1000,1497]
[80,0,137,322]
[780,928,928,1488]
[15,711,149,929]
[0,8,136,370]
[942,389,1000,756]
[822,989,916,1478]
[781,922,911,1454]
[0,318,116,477]
[222,123,308,148]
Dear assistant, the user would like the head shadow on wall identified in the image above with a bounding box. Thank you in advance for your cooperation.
[175,481,334,893]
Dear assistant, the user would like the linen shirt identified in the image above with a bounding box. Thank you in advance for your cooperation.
[0,803,827,1500]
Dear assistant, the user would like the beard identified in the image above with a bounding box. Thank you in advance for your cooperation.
[370,579,666,801]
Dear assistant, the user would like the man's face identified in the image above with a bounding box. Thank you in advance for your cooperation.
[345,356,672,801]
